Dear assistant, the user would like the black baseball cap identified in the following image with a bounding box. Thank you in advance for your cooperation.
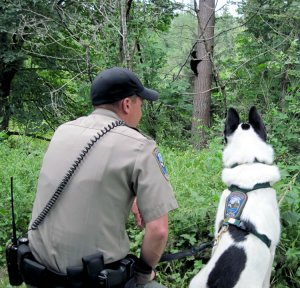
[91,67,159,105]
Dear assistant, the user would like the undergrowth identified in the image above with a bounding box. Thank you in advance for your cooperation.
[0,135,299,287]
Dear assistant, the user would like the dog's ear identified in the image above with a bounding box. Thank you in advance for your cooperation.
[248,106,267,141]
[224,108,240,141]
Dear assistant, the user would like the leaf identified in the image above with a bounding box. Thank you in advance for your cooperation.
[281,211,299,226]
[180,233,197,245]
[296,267,300,277]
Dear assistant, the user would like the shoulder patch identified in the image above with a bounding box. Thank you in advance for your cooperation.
[153,148,169,180]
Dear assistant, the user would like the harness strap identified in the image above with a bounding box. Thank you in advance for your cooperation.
[251,230,272,248]
[223,217,272,248]
[229,182,271,193]
[222,182,272,248]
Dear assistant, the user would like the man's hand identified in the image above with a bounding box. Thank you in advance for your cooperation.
[124,258,155,287]
[131,198,145,229]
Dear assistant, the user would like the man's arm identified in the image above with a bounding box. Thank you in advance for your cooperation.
[140,214,168,269]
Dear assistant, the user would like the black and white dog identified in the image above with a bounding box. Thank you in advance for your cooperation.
[189,107,281,288]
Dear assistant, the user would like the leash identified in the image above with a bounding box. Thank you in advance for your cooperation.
[159,241,213,262]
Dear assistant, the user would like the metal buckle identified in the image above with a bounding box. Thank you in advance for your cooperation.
[214,225,229,247]
[98,270,108,287]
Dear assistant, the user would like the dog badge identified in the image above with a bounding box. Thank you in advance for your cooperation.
[224,192,248,219]
[153,148,169,180]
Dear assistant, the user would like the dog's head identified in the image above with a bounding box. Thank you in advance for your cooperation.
[223,106,274,168]
[222,107,280,187]
[224,106,266,144]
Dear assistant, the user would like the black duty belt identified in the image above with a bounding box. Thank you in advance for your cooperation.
[18,243,135,288]
[22,257,68,287]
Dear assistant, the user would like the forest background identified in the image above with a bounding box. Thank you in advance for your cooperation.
[0,0,299,287]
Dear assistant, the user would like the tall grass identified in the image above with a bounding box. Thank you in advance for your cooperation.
[0,135,299,287]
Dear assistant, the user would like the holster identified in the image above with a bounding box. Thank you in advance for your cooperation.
[82,252,105,287]
[22,258,47,286]
[18,244,49,287]
[99,258,135,288]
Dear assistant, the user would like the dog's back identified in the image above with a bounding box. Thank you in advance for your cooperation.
[190,107,280,288]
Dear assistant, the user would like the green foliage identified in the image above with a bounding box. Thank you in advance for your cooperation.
[155,141,224,286]
[0,137,47,265]
[130,0,182,33]
[0,1,300,287]
[126,139,224,286]
[211,15,300,266]
[273,171,300,287]
[0,124,299,287]
[1,0,181,133]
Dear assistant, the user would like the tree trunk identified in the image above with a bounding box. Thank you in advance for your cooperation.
[0,65,17,131]
[120,0,131,69]
[0,31,24,131]
[192,0,215,149]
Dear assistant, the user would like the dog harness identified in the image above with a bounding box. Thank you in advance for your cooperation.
[222,182,272,248]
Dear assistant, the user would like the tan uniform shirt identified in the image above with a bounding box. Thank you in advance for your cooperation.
[28,108,178,273]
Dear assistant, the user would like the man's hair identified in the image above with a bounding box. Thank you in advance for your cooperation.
[94,95,139,112]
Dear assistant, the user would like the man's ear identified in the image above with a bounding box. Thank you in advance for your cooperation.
[224,107,240,139]
[121,98,131,114]
[248,106,267,141]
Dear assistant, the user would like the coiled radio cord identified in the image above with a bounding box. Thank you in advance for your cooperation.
[30,120,125,231]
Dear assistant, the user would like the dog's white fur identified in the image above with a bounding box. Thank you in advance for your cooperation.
[190,122,281,288]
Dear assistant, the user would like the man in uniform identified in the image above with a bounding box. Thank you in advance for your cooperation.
[28,67,178,287]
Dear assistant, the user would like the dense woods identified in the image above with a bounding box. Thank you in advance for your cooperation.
[0,0,299,287]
